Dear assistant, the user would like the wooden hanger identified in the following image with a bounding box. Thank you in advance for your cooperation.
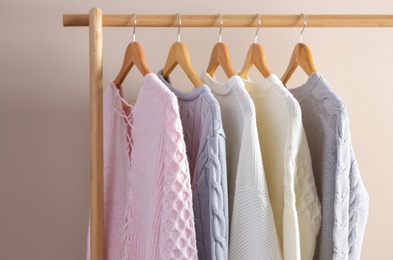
[238,43,271,79]
[281,43,316,85]
[281,14,316,86]
[238,14,271,79]
[113,41,150,88]
[162,14,203,88]
[206,43,235,78]
[114,14,150,88]
[206,14,235,78]
[112,14,150,108]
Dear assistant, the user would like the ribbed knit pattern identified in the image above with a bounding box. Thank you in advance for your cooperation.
[242,74,322,260]
[290,73,369,260]
[200,71,282,260]
[158,71,229,260]
[88,73,198,260]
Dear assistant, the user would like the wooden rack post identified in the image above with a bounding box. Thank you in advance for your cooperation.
[88,8,103,260]
[63,7,393,260]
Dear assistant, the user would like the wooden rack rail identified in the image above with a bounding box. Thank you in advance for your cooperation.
[63,7,393,260]
[64,13,393,27]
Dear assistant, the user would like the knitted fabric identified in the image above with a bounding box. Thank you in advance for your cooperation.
[242,74,322,260]
[87,73,198,260]
[290,73,369,260]
[200,71,282,260]
[158,71,229,260]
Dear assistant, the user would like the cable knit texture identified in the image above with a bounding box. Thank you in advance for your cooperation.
[200,71,282,260]
[242,74,322,260]
[158,71,229,260]
[87,73,198,260]
[290,73,369,260]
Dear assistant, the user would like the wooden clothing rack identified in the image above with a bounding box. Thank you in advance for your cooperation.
[63,7,393,260]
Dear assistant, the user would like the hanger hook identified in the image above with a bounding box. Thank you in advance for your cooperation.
[177,13,181,42]
[254,13,261,44]
[299,13,306,43]
[133,13,136,42]
[219,13,223,43]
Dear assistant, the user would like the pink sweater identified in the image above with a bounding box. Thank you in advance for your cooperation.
[87,73,198,260]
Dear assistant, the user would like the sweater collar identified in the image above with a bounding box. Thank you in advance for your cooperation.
[157,70,210,101]
[200,70,244,96]
[289,72,322,100]
[241,74,282,95]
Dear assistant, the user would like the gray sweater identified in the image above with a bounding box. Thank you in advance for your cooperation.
[158,71,229,260]
[290,73,369,260]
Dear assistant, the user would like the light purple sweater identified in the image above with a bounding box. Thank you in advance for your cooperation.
[158,71,229,260]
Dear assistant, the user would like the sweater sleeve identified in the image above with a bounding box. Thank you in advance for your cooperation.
[209,129,229,260]
[293,119,322,259]
[193,109,228,260]
[332,108,351,259]
[348,150,369,260]
[289,95,321,260]
[160,102,198,260]
[347,135,369,259]
[230,185,283,260]
[229,123,282,260]
[294,129,322,260]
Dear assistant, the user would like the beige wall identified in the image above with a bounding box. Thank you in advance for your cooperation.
[1,1,392,259]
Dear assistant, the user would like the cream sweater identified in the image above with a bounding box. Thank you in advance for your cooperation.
[201,71,282,260]
[242,74,322,260]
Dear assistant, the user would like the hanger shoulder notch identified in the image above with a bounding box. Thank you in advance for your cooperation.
[281,43,316,86]
[206,42,235,78]
[114,42,150,88]
[162,42,203,87]
[297,43,316,76]
[238,43,271,79]
[162,42,181,77]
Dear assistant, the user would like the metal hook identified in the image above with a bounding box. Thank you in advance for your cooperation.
[219,13,223,43]
[133,13,136,42]
[177,13,181,42]
[299,13,306,43]
[254,13,261,44]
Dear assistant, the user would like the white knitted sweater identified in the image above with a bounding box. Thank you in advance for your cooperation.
[201,71,282,260]
[242,74,322,260]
